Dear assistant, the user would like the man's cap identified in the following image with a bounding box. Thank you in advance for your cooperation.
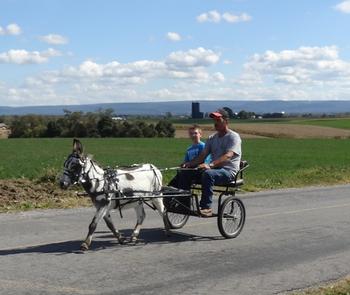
[209,109,229,120]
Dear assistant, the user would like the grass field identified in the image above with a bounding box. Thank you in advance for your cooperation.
[292,118,350,130]
[1,138,350,191]
[175,118,350,139]
[173,117,350,129]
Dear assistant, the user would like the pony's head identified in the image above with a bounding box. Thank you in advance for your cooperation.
[60,139,85,189]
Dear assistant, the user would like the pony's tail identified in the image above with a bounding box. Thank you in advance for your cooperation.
[150,164,162,190]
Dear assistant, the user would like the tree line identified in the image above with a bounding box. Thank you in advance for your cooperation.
[222,107,285,119]
[6,109,175,138]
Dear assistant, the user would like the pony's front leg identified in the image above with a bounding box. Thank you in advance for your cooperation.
[81,206,108,251]
[104,213,125,244]
[130,203,145,243]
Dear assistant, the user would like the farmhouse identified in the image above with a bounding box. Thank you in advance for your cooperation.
[0,123,11,139]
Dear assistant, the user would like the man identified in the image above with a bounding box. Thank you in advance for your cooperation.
[178,109,242,217]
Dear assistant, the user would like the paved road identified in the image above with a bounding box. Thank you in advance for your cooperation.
[1,185,350,295]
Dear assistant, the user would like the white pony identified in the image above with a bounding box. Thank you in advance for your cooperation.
[60,139,168,250]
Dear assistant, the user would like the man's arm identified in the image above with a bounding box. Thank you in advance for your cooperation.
[208,151,235,168]
[182,147,210,168]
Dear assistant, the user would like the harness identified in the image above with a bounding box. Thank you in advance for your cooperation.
[79,161,163,218]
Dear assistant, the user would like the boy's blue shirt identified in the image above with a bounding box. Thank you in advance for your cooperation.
[184,141,211,164]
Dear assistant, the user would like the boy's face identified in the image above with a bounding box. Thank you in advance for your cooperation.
[188,128,201,142]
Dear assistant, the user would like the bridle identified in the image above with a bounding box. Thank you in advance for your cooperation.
[63,153,83,185]
[66,155,120,198]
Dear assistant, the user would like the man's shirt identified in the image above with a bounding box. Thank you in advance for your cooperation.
[205,129,242,176]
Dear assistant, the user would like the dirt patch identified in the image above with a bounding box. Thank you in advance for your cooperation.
[176,123,350,139]
[0,179,90,212]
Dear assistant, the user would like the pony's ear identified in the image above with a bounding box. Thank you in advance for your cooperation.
[73,138,84,155]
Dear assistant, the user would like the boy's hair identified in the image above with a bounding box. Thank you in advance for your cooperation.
[188,124,202,133]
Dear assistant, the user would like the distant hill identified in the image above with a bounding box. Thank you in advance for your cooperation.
[1,100,350,116]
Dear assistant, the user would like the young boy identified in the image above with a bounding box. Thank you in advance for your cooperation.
[168,125,210,187]
[183,125,211,164]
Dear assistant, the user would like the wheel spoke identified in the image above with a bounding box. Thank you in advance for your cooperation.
[166,210,189,229]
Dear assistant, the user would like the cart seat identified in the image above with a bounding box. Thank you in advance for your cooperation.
[219,178,244,187]
[192,178,244,190]
[191,160,249,190]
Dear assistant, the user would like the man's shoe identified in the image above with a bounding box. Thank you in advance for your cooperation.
[200,208,213,217]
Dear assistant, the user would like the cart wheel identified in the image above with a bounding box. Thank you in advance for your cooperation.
[164,210,189,229]
[217,196,245,239]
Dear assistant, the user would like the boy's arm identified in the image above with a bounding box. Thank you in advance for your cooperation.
[182,147,209,168]
[184,152,189,163]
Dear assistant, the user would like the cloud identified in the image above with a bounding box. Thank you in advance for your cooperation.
[235,45,350,102]
[222,12,252,23]
[212,72,225,82]
[39,34,68,45]
[197,10,252,23]
[241,45,350,85]
[6,23,22,35]
[1,47,225,105]
[197,10,221,23]
[166,47,220,68]
[0,48,61,64]
[59,47,220,80]
[0,23,22,35]
[166,32,182,42]
[334,0,350,13]
[9,45,350,106]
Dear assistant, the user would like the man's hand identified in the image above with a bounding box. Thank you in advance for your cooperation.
[181,162,191,168]
[198,163,211,170]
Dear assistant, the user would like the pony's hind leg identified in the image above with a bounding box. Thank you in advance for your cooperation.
[104,213,125,244]
[152,198,170,234]
[81,206,108,251]
[130,203,145,243]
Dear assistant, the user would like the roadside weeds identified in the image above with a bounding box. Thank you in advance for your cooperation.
[290,276,350,295]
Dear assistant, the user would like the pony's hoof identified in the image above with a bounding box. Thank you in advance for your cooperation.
[130,236,138,244]
[80,242,89,251]
[118,237,126,245]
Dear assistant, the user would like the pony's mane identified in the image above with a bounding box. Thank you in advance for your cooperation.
[84,154,104,170]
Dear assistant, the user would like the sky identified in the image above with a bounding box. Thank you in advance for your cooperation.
[1,0,350,106]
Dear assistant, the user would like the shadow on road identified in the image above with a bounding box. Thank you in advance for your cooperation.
[0,228,222,256]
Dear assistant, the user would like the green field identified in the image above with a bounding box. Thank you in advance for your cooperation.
[1,138,350,191]
[173,117,350,130]
[292,118,350,129]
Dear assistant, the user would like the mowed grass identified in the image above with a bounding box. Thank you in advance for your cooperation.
[1,138,350,191]
[292,118,350,130]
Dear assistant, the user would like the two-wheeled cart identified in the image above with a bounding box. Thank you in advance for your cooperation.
[162,161,249,238]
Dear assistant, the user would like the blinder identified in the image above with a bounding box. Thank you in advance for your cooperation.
[63,153,84,184]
